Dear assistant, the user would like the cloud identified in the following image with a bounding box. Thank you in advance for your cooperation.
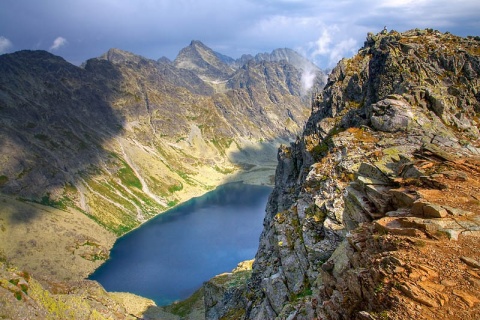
[0,36,13,54]
[311,29,332,56]
[0,0,479,66]
[49,37,67,51]
[305,26,358,68]
[301,69,316,93]
[329,38,358,66]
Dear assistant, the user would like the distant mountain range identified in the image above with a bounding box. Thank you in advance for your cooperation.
[0,40,326,281]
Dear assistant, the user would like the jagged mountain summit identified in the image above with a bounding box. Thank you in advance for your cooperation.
[204,29,480,319]
[174,40,236,82]
[238,48,320,73]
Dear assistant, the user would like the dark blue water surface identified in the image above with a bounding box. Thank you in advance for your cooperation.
[89,183,271,306]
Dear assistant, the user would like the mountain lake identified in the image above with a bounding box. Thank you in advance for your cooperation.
[89,182,272,306]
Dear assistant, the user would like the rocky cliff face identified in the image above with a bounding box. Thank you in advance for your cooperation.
[0,43,325,282]
[205,29,480,319]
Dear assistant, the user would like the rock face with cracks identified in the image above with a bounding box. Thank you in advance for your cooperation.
[204,29,480,319]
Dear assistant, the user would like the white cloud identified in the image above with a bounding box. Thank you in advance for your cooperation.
[311,29,332,56]
[301,68,316,93]
[305,26,358,68]
[0,36,13,54]
[49,36,67,51]
[328,38,358,66]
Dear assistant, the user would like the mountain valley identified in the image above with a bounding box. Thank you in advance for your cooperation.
[0,40,325,318]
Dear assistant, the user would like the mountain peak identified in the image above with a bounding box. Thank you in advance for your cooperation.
[174,40,234,81]
[189,39,206,47]
[99,48,148,64]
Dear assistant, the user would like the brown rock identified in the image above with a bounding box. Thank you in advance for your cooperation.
[460,256,480,268]
[440,279,457,287]
[452,289,480,307]
[423,203,448,218]
[441,170,468,181]
[418,281,448,306]
[394,266,406,273]
[417,264,439,279]
[419,176,449,190]
[411,200,427,216]
[374,217,425,237]
[419,281,445,292]
[357,311,377,320]
[389,188,418,208]
[398,282,439,307]
[442,206,474,217]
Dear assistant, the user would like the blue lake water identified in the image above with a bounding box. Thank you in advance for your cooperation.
[89,182,271,306]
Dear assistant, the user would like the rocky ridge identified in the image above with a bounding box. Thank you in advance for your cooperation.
[204,29,480,319]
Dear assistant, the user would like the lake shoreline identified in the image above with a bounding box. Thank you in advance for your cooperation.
[88,181,273,306]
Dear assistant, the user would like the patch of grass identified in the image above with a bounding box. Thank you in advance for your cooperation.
[39,193,67,210]
[108,152,142,189]
[414,239,426,247]
[175,170,196,185]
[220,308,246,319]
[80,182,140,235]
[163,287,204,318]
[20,283,28,294]
[347,127,379,143]
[290,284,313,302]
[34,133,49,141]
[14,290,22,300]
[88,179,136,212]
[0,175,8,186]
[374,282,384,294]
[210,138,233,155]
[64,182,78,194]
[117,166,142,189]
[168,183,183,193]
[9,279,19,286]
[305,204,326,223]
[213,165,235,174]
[211,270,252,288]
[167,200,179,207]
[0,249,7,264]
[373,310,390,320]
[311,141,330,159]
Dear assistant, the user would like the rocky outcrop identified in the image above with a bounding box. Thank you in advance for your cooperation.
[205,29,480,319]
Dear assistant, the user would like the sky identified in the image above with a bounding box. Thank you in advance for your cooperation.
[1,0,479,68]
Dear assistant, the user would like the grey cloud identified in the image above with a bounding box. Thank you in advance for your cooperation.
[0,0,479,67]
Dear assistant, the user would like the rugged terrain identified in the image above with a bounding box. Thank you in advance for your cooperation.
[0,42,325,318]
[204,29,480,319]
